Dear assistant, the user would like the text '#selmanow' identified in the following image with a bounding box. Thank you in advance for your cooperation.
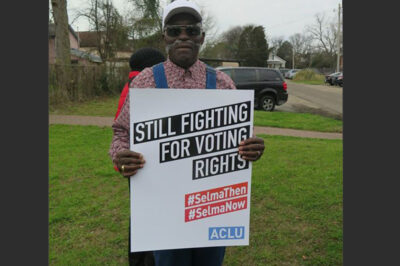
[185,196,247,222]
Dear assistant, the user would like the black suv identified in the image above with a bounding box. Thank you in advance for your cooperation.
[217,67,288,111]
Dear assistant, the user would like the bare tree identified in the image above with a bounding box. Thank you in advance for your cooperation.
[288,32,315,68]
[51,0,71,65]
[77,0,129,60]
[127,0,217,37]
[194,1,218,42]
[128,0,163,37]
[306,13,339,56]
[123,0,218,53]
[269,36,285,53]
[289,33,311,54]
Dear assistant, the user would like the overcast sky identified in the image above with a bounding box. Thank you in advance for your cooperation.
[67,0,341,40]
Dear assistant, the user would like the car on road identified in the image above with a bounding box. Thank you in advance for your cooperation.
[285,69,300,79]
[217,66,288,111]
[333,74,343,87]
[279,68,290,77]
[325,72,342,85]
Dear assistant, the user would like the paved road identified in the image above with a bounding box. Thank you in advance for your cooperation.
[275,80,343,120]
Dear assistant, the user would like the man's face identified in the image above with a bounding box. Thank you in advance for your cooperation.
[163,13,205,69]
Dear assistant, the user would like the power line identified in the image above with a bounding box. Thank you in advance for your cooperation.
[266,7,337,30]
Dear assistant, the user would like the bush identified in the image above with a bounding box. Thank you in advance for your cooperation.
[49,63,130,107]
[293,68,325,82]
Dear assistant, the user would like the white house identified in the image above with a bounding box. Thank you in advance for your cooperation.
[267,53,286,69]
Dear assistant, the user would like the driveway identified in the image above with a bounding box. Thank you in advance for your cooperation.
[275,80,343,120]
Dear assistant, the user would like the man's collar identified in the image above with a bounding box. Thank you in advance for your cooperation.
[165,58,201,73]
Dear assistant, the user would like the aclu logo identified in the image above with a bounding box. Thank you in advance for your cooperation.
[209,226,245,240]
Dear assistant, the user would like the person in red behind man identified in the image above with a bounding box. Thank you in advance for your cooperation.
[113,47,165,173]
[114,48,166,120]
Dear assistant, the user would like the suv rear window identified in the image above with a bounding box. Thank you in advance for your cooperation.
[221,69,233,78]
[258,69,282,81]
[234,69,257,83]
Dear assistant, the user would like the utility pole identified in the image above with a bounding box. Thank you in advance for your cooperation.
[336,3,341,72]
[77,26,80,49]
[292,47,295,69]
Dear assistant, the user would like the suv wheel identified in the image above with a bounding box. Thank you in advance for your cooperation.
[260,95,275,111]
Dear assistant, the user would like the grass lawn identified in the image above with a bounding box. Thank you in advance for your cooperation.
[289,80,326,85]
[254,111,342,133]
[49,95,121,117]
[49,124,342,265]
[50,95,342,133]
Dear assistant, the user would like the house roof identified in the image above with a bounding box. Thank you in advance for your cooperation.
[77,31,102,47]
[267,54,286,64]
[70,48,102,63]
[49,23,79,41]
[77,31,135,52]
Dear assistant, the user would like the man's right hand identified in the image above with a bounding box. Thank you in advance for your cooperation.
[115,150,145,178]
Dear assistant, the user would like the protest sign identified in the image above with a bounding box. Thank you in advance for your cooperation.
[129,88,254,252]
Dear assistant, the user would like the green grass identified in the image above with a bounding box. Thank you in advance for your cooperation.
[49,95,121,117]
[49,124,128,265]
[49,95,342,133]
[254,111,342,133]
[290,80,326,85]
[49,125,342,265]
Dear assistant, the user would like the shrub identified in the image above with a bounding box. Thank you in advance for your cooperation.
[293,68,325,82]
[49,63,130,107]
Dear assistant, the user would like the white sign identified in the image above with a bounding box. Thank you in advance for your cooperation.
[129,88,254,252]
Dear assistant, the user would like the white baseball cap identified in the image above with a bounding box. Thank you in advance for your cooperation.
[162,0,202,29]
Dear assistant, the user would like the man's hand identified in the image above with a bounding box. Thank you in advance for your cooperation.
[238,136,265,161]
[115,150,145,178]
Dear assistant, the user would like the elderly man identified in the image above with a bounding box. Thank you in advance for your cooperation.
[109,0,265,265]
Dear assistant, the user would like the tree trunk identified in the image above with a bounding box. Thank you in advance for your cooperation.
[51,0,72,100]
[51,0,71,65]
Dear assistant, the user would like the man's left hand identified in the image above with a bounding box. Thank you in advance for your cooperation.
[238,136,265,161]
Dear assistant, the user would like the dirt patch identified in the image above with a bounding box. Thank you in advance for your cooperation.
[291,104,342,120]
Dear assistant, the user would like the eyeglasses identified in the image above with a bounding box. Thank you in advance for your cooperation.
[164,25,202,37]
